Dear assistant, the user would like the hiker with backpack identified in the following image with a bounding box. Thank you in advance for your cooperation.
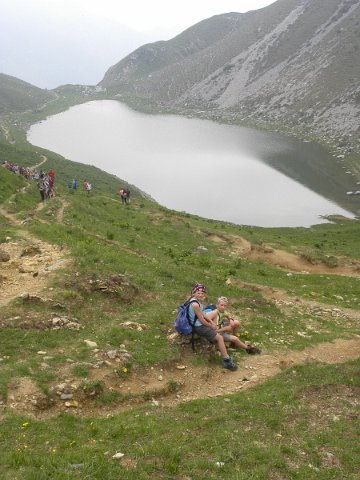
[204,296,261,355]
[176,283,238,371]
[119,188,126,204]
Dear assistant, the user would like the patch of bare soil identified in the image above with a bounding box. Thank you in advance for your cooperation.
[56,198,69,223]
[209,233,251,255]
[231,279,360,322]
[6,377,54,413]
[209,233,360,277]
[297,383,360,431]
[0,232,69,307]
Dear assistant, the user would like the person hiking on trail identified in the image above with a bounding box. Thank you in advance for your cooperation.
[47,170,55,188]
[119,188,126,204]
[204,296,261,355]
[187,283,238,371]
[85,182,92,194]
[125,188,131,203]
[47,170,55,198]
[37,173,47,201]
[72,178,77,190]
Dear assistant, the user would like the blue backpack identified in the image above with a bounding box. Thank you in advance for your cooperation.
[204,303,216,314]
[174,299,199,335]
[174,298,200,351]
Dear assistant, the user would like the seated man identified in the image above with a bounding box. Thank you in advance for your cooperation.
[205,296,261,355]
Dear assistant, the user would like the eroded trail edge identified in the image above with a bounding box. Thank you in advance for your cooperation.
[5,338,360,418]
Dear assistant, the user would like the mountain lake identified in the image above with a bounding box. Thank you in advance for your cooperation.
[28,100,358,227]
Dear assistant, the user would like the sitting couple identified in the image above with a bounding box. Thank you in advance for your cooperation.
[188,283,260,372]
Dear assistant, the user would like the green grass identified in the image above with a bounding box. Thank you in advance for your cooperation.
[241,220,360,261]
[0,360,359,479]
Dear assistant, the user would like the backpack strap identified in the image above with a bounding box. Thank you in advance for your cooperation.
[186,299,200,352]
[185,299,200,325]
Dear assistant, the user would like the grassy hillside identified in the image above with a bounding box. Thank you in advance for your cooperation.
[0,73,56,116]
[0,139,359,479]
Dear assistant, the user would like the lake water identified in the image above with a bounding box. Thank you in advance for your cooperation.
[28,100,356,227]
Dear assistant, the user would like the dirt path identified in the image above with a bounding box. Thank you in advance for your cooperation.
[148,337,360,405]
[0,175,69,306]
[0,186,31,226]
[5,337,360,419]
[209,233,360,277]
[232,279,360,322]
[30,154,48,171]
[0,205,23,227]
[56,197,68,223]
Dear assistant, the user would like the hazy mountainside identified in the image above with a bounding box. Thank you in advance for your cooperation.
[101,13,243,90]
[0,73,56,116]
[100,0,360,150]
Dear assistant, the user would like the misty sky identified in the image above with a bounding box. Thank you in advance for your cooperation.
[0,0,276,89]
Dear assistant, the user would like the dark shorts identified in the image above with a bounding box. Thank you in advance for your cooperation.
[220,332,232,342]
[194,325,217,343]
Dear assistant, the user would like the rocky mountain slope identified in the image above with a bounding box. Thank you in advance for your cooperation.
[100,0,360,151]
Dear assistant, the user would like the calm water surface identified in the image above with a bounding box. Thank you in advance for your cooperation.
[28,100,355,227]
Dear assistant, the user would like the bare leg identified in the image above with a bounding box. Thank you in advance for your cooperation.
[215,333,229,358]
[229,335,248,350]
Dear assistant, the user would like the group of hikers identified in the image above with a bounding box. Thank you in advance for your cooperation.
[2,161,56,201]
[3,160,95,201]
[2,161,37,179]
[177,283,261,372]
[3,160,127,204]
[67,178,92,194]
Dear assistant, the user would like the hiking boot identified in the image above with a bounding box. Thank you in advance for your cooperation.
[246,345,261,355]
[223,357,238,371]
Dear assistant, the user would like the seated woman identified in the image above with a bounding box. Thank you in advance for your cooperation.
[188,284,238,371]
